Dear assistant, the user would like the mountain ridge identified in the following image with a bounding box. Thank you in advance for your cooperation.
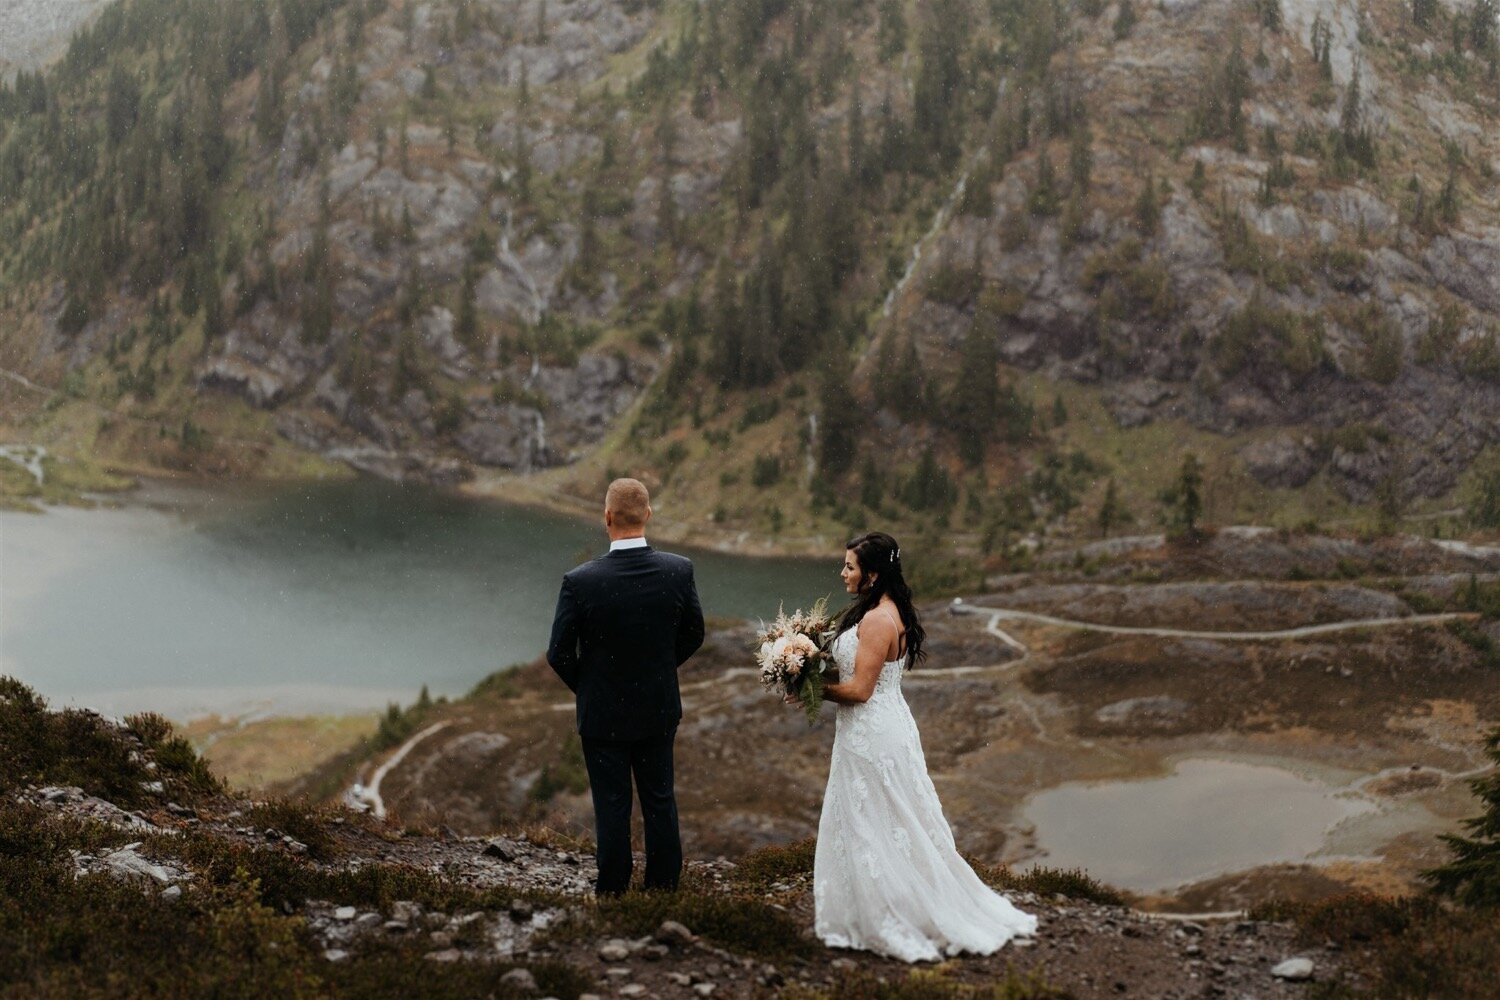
[1,0,1499,558]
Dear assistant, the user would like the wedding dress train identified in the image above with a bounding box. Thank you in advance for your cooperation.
[813,622,1037,961]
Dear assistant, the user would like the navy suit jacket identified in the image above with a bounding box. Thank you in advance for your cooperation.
[546,545,705,742]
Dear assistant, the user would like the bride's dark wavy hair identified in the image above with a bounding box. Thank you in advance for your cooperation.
[835,531,927,668]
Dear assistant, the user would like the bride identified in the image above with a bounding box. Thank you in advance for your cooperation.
[804,531,1036,961]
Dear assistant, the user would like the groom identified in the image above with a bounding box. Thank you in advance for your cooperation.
[546,478,705,895]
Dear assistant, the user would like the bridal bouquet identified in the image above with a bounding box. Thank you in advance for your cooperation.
[755,598,836,723]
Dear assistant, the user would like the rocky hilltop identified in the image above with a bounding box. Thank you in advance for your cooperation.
[8,672,1468,999]
[1,0,1498,546]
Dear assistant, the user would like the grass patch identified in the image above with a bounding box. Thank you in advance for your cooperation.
[245,798,345,862]
[1250,893,1498,999]
[0,678,221,807]
[1446,620,1500,668]
[544,885,817,959]
[727,837,817,892]
[970,858,1127,906]
[0,797,591,998]
[144,827,570,916]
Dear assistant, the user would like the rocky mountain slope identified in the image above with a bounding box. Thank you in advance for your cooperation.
[0,0,110,81]
[1,0,1499,550]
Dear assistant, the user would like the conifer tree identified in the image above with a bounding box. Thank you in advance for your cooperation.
[1161,453,1205,538]
[818,362,860,477]
[301,182,333,343]
[456,260,479,349]
[1424,725,1500,907]
[912,0,969,169]
[1098,477,1122,537]
[950,290,1001,466]
[1069,122,1093,196]
[877,0,907,60]
[709,256,743,387]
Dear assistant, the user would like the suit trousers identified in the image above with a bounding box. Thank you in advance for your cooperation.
[580,729,681,895]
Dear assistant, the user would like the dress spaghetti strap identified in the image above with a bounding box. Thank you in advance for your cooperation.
[883,607,907,661]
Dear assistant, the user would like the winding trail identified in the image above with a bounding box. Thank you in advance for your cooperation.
[349,721,452,819]
[0,366,54,396]
[947,600,1475,649]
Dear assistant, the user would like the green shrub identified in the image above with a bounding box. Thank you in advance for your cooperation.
[926,262,984,307]
[752,455,783,488]
[529,734,590,805]
[1446,620,1500,667]
[0,800,589,998]
[245,798,344,862]
[727,837,817,891]
[971,861,1127,906]
[0,678,219,806]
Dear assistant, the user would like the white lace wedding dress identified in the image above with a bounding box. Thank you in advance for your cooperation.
[813,619,1037,961]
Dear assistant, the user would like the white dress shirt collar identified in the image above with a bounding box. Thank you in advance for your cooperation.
[609,536,649,552]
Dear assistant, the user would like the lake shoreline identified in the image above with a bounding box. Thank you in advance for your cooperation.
[47,451,840,562]
[458,468,845,561]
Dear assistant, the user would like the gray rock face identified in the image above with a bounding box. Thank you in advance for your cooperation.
[1105,379,1178,428]
[1424,227,1500,313]
[1309,188,1397,236]
[486,122,601,176]
[1239,434,1319,489]
[419,307,469,367]
[196,357,287,409]
[455,402,547,470]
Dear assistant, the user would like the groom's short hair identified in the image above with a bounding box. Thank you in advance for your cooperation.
[606,478,651,528]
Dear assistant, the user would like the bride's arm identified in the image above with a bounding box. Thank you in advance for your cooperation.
[822,616,896,705]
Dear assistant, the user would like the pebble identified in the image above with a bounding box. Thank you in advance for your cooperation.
[641,944,669,961]
[484,840,516,862]
[598,941,631,962]
[334,906,357,921]
[618,987,647,998]
[323,949,350,963]
[667,973,692,986]
[604,968,632,980]
[500,968,538,993]
[831,958,858,972]
[1271,957,1315,981]
[692,986,716,998]
[160,884,182,902]
[425,948,462,963]
[430,931,454,948]
[383,919,409,933]
[510,898,535,921]
[656,920,695,947]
